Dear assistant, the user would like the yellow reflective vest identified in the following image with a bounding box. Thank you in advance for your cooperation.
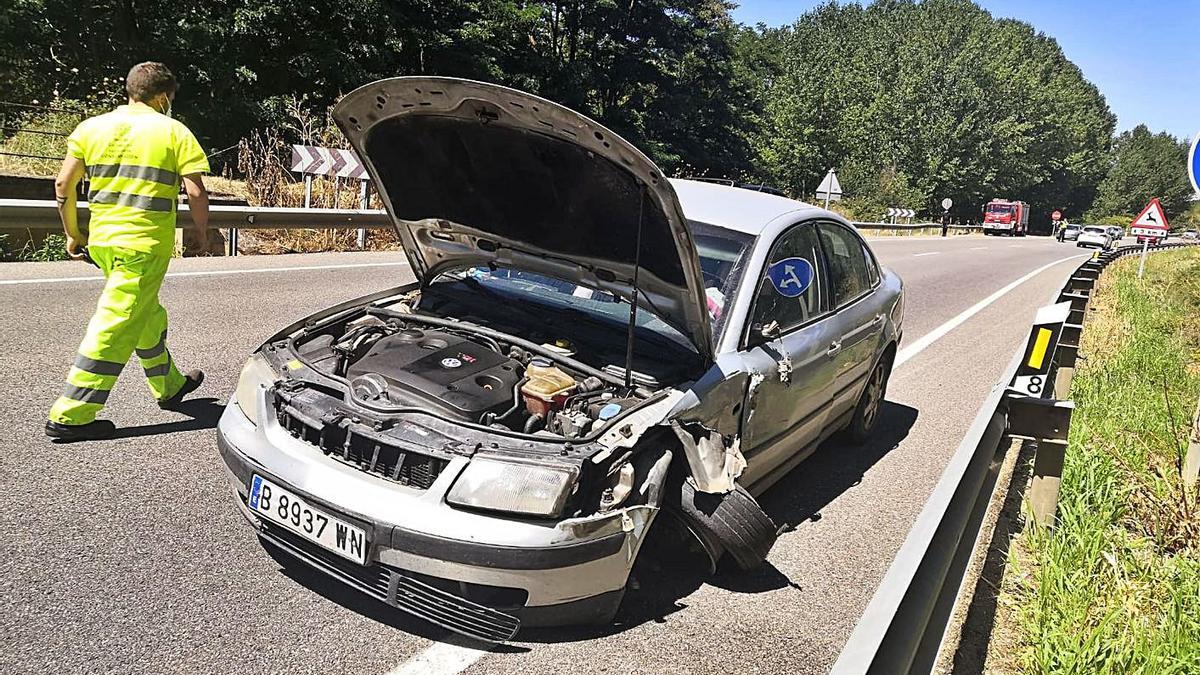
[66,102,209,255]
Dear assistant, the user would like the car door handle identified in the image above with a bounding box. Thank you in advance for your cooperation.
[827,340,842,357]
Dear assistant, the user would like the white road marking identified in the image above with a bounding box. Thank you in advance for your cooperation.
[382,637,494,675]
[895,253,1084,367]
[911,252,940,257]
[0,261,409,286]
[970,246,987,251]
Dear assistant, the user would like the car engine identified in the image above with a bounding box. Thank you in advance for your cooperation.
[300,315,643,438]
[345,328,524,420]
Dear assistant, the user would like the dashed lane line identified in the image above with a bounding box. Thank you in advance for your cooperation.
[912,252,940,257]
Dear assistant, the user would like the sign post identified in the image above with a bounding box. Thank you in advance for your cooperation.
[1129,198,1170,278]
[815,169,842,210]
[291,144,371,248]
[940,197,952,237]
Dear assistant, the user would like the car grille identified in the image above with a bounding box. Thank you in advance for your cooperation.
[259,522,522,642]
[276,404,448,491]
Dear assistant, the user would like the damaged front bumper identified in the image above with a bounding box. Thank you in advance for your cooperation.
[216,393,660,641]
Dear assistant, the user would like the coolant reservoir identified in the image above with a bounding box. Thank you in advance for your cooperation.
[521,358,576,417]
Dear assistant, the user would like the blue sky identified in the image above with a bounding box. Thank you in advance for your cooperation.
[731,1,1199,141]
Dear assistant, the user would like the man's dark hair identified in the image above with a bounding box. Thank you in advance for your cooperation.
[125,62,178,102]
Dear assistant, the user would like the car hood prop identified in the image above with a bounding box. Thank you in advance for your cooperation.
[332,77,714,359]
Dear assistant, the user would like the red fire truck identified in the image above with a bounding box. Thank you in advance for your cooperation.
[982,199,1030,236]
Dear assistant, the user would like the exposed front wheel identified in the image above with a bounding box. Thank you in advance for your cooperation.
[665,478,778,572]
[845,355,891,444]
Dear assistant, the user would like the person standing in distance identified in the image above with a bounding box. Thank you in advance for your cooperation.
[47,62,210,442]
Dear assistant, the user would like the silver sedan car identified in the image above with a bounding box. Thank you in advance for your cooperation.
[217,77,903,641]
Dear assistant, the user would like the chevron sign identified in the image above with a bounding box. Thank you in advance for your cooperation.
[290,145,368,179]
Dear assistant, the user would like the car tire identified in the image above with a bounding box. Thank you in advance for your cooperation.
[844,352,892,444]
[666,478,777,572]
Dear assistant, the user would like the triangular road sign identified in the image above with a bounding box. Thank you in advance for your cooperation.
[816,169,842,201]
[1129,198,1169,238]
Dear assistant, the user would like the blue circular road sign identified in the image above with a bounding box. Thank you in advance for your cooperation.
[1190,131,1200,195]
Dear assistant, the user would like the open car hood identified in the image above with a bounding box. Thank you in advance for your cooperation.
[332,77,713,358]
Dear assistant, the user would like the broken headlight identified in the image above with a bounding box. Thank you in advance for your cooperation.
[446,457,576,518]
[234,354,279,426]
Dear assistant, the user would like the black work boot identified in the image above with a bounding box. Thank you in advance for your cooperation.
[45,420,117,442]
[159,370,205,410]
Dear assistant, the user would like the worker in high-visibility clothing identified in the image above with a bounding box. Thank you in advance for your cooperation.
[47,62,210,442]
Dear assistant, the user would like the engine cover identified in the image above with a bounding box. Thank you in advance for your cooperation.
[345,328,523,420]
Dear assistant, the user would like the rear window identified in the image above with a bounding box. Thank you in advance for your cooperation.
[1083,226,1104,234]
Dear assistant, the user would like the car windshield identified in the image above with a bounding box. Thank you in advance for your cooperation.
[429,221,754,353]
[986,204,1014,214]
[691,221,755,338]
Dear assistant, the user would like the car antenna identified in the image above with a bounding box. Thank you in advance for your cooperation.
[624,188,645,391]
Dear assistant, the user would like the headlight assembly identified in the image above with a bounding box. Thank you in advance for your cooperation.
[446,457,576,518]
[234,354,279,426]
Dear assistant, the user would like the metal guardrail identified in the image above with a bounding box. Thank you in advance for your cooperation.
[853,221,984,232]
[831,240,1198,674]
[0,199,391,256]
[0,199,978,234]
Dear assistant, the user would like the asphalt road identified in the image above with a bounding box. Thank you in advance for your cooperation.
[0,234,1095,674]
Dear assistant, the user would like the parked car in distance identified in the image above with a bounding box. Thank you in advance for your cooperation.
[1181,230,1198,240]
[216,77,905,642]
[1077,225,1113,249]
[1057,222,1082,242]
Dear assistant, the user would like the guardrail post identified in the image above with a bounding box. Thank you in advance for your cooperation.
[1185,395,1200,487]
[1008,300,1075,527]
[357,179,369,249]
[1028,440,1068,526]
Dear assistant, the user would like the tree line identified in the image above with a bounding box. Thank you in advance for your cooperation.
[1,0,1194,225]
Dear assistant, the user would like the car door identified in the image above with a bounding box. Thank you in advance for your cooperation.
[738,221,843,488]
[816,222,886,421]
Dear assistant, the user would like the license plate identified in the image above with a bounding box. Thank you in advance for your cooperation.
[248,475,368,565]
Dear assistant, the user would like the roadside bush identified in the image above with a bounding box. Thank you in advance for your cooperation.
[19,233,69,261]
[235,96,400,254]
[0,98,100,177]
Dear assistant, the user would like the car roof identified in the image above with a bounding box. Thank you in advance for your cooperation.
[670,178,830,235]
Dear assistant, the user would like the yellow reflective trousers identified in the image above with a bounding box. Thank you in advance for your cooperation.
[48,246,185,425]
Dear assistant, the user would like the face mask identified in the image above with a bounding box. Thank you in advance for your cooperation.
[154,96,172,117]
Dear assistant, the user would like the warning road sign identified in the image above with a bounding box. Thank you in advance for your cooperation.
[815,169,842,203]
[1129,198,1169,239]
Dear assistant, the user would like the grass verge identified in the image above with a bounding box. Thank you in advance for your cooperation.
[1002,248,1200,673]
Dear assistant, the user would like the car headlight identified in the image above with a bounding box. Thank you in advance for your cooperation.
[446,457,576,518]
[234,354,279,426]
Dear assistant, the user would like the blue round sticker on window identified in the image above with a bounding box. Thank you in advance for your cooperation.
[766,257,814,298]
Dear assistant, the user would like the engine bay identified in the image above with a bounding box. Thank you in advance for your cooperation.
[293,310,653,440]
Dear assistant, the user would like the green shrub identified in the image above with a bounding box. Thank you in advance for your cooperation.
[18,233,69,262]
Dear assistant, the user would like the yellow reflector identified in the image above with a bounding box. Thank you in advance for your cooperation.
[1028,328,1052,370]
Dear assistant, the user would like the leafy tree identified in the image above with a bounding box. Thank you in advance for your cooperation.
[746,0,1114,226]
[1087,125,1193,223]
[0,0,755,177]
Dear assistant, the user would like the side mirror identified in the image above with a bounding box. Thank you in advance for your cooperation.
[751,320,782,343]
